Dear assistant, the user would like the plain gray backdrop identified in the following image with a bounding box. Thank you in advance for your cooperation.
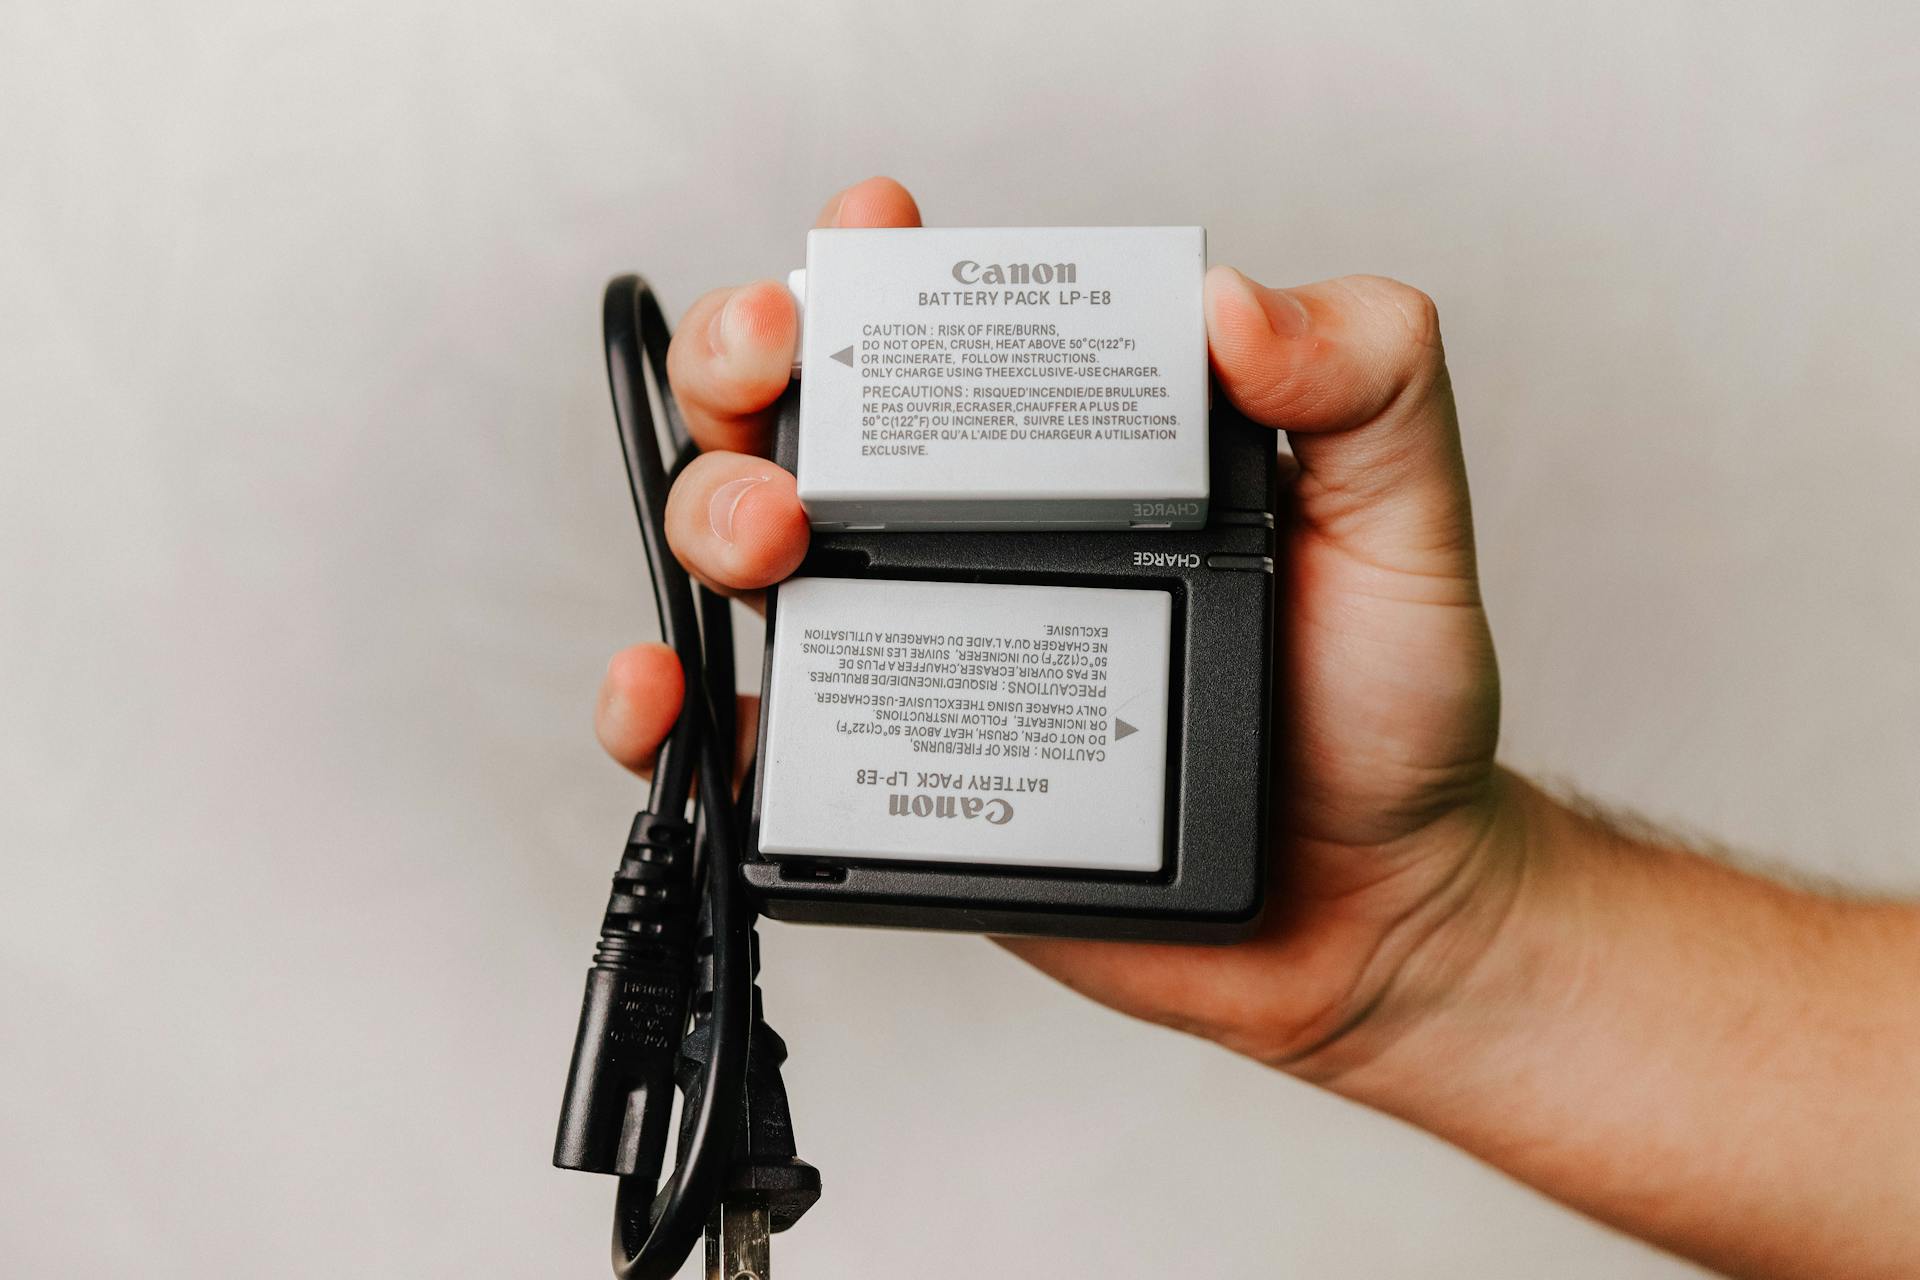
[5,2,1917,1276]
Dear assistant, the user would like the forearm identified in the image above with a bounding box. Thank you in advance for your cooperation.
[1319,772,1920,1280]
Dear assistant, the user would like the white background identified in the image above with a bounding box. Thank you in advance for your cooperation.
[5,3,1917,1276]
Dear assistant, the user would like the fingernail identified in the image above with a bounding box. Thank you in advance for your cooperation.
[708,290,746,357]
[708,475,769,545]
[1222,267,1310,339]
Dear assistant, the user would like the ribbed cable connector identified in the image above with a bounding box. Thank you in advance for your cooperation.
[553,812,697,1178]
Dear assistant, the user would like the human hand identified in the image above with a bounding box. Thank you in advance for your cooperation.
[593,176,1518,1081]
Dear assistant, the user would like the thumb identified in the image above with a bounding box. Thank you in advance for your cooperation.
[1204,267,1477,586]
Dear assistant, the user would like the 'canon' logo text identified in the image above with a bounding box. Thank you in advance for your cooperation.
[887,793,1014,824]
[951,259,1078,286]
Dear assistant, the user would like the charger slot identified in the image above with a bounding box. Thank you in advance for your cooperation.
[776,860,849,884]
[795,546,873,577]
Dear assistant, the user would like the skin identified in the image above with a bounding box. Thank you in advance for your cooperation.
[593,177,1920,1279]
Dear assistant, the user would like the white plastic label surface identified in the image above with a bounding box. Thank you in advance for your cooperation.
[758,577,1173,873]
[795,226,1209,530]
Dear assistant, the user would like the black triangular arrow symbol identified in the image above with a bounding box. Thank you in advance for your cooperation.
[830,345,855,367]
[1114,719,1137,741]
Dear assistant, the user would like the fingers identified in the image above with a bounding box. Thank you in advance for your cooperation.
[1204,267,1475,585]
[665,451,810,599]
[594,643,762,783]
[666,279,798,457]
[595,644,685,775]
[601,179,926,777]
[815,175,922,229]
[664,178,924,459]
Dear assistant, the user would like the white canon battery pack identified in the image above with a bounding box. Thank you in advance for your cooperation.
[756,576,1173,873]
[790,226,1209,531]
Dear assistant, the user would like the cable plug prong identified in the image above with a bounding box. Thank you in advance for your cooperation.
[704,1198,772,1280]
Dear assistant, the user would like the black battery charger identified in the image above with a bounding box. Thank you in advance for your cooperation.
[747,384,1277,943]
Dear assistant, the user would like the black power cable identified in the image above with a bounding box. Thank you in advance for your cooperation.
[554,276,815,1278]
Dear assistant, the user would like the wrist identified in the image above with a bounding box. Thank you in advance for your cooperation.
[1272,768,1572,1092]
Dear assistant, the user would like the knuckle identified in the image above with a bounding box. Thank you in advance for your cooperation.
[1349,274,1443,358]
[1339,276,1445,407]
